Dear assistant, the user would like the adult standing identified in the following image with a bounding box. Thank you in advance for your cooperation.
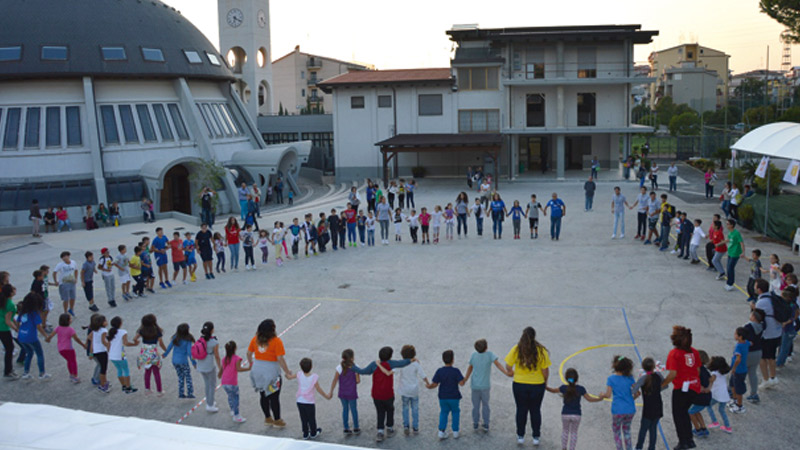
[704,169,717,198]
[366,182,377,213]
[629,186,649,240]
[752,279,782,389]
[729,183,740,220]
[225,218,241,271]
[199,187,215,227]
[611,186,630,239]
[544,193,566,241]
[662,325,701,450]
[667,163,678,192]
[237,183,249,221]
[406,179,416,208]
[487,193,507,240]
[504,327,550,446]
[376,197,392,245]
[1,284,18,379]
[29,199,41,238]
[741,308,765,403]
[248,319,294,428]
[649,162,659,190]
[466,166,474,189]
[348,186,361,211]
[196,223,214,280]
[583,176,596,212]
[455,192,470,239]
[275,178,284,204]
[197,321,221,413]
[722,219,744,292]
[720,182,732,219]
[252,184,262,218]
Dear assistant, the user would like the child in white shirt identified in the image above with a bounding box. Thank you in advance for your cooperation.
[366,212,376,247]
[406,210,420,244]
[296,357,332,439]
[393,209,406,242]
[257,230,271,265]
[431,206,443,244]
[376,345,429,435]
[272,223,285,266]
[689,219,706,264]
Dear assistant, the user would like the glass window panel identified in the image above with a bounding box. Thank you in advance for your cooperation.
[0,46,22,62]
[223,104,242,135]
[350,96,365,109]
[152,104,173,141]
[168,104,190,140]
[100,105,119,144]
[24,107,41,148]
[184,50,202,64]
[577,93,596,126]
[206,52,221,66]
[487,68,498,89]
[45,106,60,147]
[136,104,157,142]
[377,95,392,108]
[118,105,138,143]
[487,110,500,131]
[101,47,126,61]
[458,68,471,90]
[213,104,233,136]
[197,104,213,138]
[217,103,238,136]
[526,94,545,127]
[142,48,164,62]
[3,108,21,149]
[418,94,443,116]
[578,47,597,78]
[472,110,488,132]
[471,68,486,90]
[65,106,82,146]
[41,46,68,60]
[202,104,223,137]
[458,111,471,132]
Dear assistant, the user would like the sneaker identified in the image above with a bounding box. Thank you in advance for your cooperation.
[165,281,173,288]
[190,273,197,282]
[147,288,155,293]
[769,377,779,387]
[88,304,99,312]
[517,435,525,445]
[343,429,353,436]
[206,405,219,413]
[746,394,760,403]
[725,285,735,291]
[127,386,138,393]
[98,383,110,393]
[376,432,384,442]
[210,273,215,279]
[473,423,479,431]
[310,428,322,439]
[69,376,81,384]
[386,428,395,438]
[643,240,651,245]
[3,372,20,381]
[707,422,720,429]
[273,419,286,428]
[413,428,419,435]
[715,273,726,280]
[159,282,167,289]
[533,437,540,446]
[404,427,410,436]
[264,417,275,426]
[108,301,117,307]
[731,405,746,414]
[68,309,75,317]
[182,280,188,285]
[453,431,459,439]
[758,380,771,390]
[720,426,732,434]
[482,425,489,433]
[91,377,99,385]
[302,433,310,440]
[353,428,361,435]
[620,234,624,238]
[38,373,51,381]
[438,430,448,440]
[611,235,616,239]
[233,415,247,423]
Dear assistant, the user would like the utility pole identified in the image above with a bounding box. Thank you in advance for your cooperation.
[765,46,770,125]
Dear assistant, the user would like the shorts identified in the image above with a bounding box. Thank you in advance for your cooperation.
[118,273,131,284]
[111,359,130,377]
[528,218,539,228]
[45,298,54,311]
[155,254,168,267]
[732,372,747,395]
[421,225,429,233]
[200,249,213,262]
[58,283,76,302]
[648,218,658,230]
[172,261,186,271]
[761,337,781,360]
[186,255,197,266]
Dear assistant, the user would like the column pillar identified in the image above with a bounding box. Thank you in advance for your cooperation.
[82,77,108,206]
[556,134,565,180]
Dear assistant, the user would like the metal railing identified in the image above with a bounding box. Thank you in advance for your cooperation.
[307,58,322,68]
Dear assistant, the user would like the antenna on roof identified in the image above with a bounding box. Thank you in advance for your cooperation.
[451,24,479,30]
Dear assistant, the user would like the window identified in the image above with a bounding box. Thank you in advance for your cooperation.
[577,93,596,126]
[100,105,119,144]
[101,46,126,61]
[41,46,68,61]
[378,95,392,108]
[213,104,233,136]
[457,67,498,90]
[3,108,21,149]
[262,133,299,144]
[203,104,223,137]
[106,177,146,204]
[136,104,157,142]
[577,47,597,78]
[168,104,189,140]
[301,71,305,80]
[184,50,202,64]
[152,104,173,141]
[141,47,164,62]
[526,94,545,127]
[65,106,81,146]
[458,109,500,133]
[217,104,238,136]
[24,107,41,148]
[197,104,214,138]
[351,96,365,109]
[206,52,221,66]
[118,105,138,143]
[45,107,60,147]
[0,180,97,212]
[525,48,545,79]
[222,104,242,135]
[301,88,305,97]
[0,46,22,62]
[418,94,442,116]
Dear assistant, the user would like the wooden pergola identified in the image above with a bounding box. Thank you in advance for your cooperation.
[376,133,503,190]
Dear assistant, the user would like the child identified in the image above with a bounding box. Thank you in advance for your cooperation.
[470,199,484,237]
[632,358,667,450]
[273,222,286,266]
[140,238,155,293]
[406,209,420,244]
[301,214,317,257]
[151,228,171,289]
[598,356,636,450]
[288,218,302,257]
[427,350,464,440]
[545,368,602,450]
[329,349,361,435]
[677,212,694,259]
[45,313,86,383]
[317,213,328,253]
[134,313,167,396]
[288,190,294,205]
[350,346,412,442]
[219,340,251,423]
[115,245,132,299]
[97,248,117,307]
[31,267,53,331]
[357,210,367,246]
[163,323,196,398]
[213,232,227,273]
[183,232,197,282]
[130,246,145,298]
[107,316,138,393]
[769,254,781,292]
[393,208,406,242]
[296,357,332,439]
[170,233,187,284]
[344,203,358,248]
[366,212,376,247]
[688,219,705,264]
[80,251,98,312]
[87,314,110,393]
[53,251,78,316]
[688,351,711,437]
[525,194,544,239]
[728,327,749,414]
[419,207,431,245]
[507,200,526,240]
[240,224,255,270]
[461,339,511,432]
[258,229,271,265]
[15,292,49,380]
[705,356,732,433]
[443,204,455,241]
[432,206,443,244]
[396,345,429,434]
[338,211,348,249]
[328,209,340,250]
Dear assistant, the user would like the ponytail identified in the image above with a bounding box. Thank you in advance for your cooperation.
[563,368,579,403]
[341,348,354,375]
[107,316,122,342]
[223,340,237,367]
[201,321,214,342]
[641,358,656,396]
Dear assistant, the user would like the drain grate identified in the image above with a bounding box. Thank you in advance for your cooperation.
[131,231,149,236]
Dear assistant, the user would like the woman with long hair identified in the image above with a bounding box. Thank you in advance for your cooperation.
[662,326,701,450]
[505,327,550,446]
[225,217,241,271]
[247,319,294,428]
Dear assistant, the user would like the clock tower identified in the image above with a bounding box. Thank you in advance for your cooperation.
[218,0,273,121]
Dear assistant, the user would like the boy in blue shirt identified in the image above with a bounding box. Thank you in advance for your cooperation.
[427,350,464,440]
[183,232,197,282]
[729,327,750,414]
[460,339,511,432]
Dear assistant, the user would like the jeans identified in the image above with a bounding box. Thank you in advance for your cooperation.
[379,220,389,240]
[200,370,216,406]
[21,340,45,375]
[747,350,762,395]
[438,398,460,432]
[726,256,739,287]
[223,385,239,415]
[550,216,562,239]
[562,414,581,450]
[229,243,240,269]
[475,217,484,236]
[374,398,395,431]
[358,225,365,244]
[174,363,193,396]
[491,212,503,237]
[513,218,521,236]
[669,176,677,191]
[243,246,254,266]
[101,275,115,303]
[297,403,318,437]
[651,175,658,190]
[777,329,797,366]
[639,175,646,188]
[471,389,490,427]
[689,244,699,261]
[216,252,225,271]
[613,211,625,236]
[201,208,213,226]
[239,200,247,221]
[367,229,375,246]
[457,213,468,236]
[341,398,359,430]
[671,389,696,446]
[712,252,725,274]
[276,189,283,204]
[705,183,714,198]
[402,396,419,429]
[406,192,415,208]
[636,417,659,450]
[512,382,545,438]
[585,195,594,211]
[705,399,729,428]
[637,212,646,236]
[347,223,357,243]
[612,414,634,450]
[658,224,670,249]
[721,200,730,218]
[57,219,72,232]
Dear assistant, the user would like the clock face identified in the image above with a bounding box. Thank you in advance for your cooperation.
[226,8,244,28]
[257,10,267,28]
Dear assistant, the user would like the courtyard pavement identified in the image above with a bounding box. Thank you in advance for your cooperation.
[1,171,798,450]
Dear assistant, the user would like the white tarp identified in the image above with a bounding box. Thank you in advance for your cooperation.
[731,121,800,160]
[0,403,360,450]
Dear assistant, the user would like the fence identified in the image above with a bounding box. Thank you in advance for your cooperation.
[631,127,744,161]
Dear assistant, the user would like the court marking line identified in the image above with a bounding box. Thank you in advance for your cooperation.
[668,231,748,296]
[557,344,641,405]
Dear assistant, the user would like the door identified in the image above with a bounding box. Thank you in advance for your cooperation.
[519,137,547,173]
[160,164,191,214]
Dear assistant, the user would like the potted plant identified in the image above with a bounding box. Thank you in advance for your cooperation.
[737,203,755,230]
[411,166,427,178]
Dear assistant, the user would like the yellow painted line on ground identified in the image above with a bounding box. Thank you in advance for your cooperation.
[558,344,642,405]
[668,232,749,296]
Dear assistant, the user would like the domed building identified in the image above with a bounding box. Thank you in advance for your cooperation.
[0,0,309,229]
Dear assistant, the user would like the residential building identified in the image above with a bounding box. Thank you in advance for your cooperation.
[257,114,335,177]
[320,24,658,182]
[649,43,730,108]
[272,46,373,116]
[662,65,722,112]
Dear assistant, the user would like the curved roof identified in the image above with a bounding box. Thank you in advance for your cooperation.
[0,0,233,81]
[731,122,800,160]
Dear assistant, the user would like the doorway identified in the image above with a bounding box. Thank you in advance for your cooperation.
[566,136,592,170]
[160,164,191,214]
[518,137,548,173]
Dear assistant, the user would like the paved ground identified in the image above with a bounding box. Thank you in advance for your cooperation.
[1,172,798,450]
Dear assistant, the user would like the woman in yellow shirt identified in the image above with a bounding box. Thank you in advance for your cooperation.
[505,327,551,446]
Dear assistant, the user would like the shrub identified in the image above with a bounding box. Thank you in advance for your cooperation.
[411,166,427,178]
[713,148,730,169]
[752,164,782,196]
[738,203,755,222]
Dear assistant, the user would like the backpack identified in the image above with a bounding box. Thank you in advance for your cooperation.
[770,293,793,323]
[191,337,207,360]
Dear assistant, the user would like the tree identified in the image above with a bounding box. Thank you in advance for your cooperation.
[744,105,776,126]
[655,96,676,126]
[702,105,742,126]
[734,78,767,107]
[189,160,226,211]
[778,105,800,122]
[760,0,800,43]
[668,111,701,136]
[278,103,284,116]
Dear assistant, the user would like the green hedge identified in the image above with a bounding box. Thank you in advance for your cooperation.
[740,194,800,243]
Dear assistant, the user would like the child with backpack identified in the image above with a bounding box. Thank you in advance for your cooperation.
[195,321,221,413]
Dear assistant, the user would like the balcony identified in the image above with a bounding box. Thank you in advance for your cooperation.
[452,47,504,64]
[307,58,322,69]
[309,95,323,103]
[307,77,322,86]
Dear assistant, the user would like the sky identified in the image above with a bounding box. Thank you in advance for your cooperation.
[164,0,791,74]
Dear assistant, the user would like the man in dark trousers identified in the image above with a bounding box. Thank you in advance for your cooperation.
[327,209,341,251]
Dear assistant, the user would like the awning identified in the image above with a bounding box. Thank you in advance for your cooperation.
[731,122,800,159]
[375,133,502,149]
